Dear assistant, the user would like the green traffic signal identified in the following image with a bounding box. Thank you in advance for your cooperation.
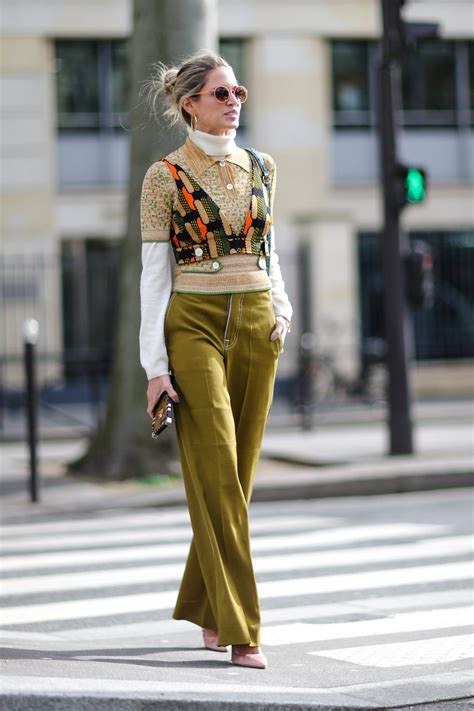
[405,167,426,203]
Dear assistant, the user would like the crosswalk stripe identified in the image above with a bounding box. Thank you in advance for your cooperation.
[261,606,474,645]
[0,589,177,625]
[1,535,471,597]
[0,510,194,536]
[2,515,322,551]
[2,501,343,538]
[256,562,473,600]
[351,588,474,612]
[309,634,474,667]
[0,541,190,572]
[1,562,471,626]
[261,589,474,624]
[2,522,447,554]
[0,525,193,552]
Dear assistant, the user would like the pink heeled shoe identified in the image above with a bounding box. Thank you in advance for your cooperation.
[231,644,267,669]
[202,628,228,652]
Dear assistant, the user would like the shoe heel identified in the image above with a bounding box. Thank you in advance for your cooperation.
[202,628,228,653]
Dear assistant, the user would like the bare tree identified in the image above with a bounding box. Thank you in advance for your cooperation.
[71,0,217,480]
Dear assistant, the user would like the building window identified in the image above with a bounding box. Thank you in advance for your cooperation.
[111,41,129,118]
[402,41,457,127]
[358,231,474,360]
[331,41,372,127]
[331,39,473,129]
[55,40,129,131]
[61,239,121,377]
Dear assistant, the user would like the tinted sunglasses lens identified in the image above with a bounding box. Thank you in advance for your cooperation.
[235,86,248,103]
[214,86,230,102]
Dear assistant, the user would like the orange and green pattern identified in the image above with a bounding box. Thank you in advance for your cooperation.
[160,152,272,267]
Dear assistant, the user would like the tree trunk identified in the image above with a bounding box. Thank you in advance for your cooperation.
[71,0,217,480]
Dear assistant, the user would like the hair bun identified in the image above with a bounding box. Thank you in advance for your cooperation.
[163,68,179,96]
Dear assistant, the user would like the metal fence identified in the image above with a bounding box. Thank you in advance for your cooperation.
[358,230,474,360]
[0,248,116,434]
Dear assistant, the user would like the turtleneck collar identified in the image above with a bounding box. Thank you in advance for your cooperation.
[186,125,237,157]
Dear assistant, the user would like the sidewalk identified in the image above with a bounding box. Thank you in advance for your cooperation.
[1,400,472,519]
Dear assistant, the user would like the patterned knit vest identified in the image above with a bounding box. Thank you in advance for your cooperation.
[160,151,272,268]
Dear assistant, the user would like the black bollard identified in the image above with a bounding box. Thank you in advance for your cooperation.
[23,319,39,503]
[298,332,317,431]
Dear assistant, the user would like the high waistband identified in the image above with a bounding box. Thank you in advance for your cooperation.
[172,254,271,294]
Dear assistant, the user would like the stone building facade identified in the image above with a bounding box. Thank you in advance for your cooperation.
[1,0,473,394]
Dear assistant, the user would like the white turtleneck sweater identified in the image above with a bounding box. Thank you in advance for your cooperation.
[139,129,293,380]
[184,125,238,155]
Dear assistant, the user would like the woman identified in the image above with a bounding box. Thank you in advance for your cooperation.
[139,50,292,670]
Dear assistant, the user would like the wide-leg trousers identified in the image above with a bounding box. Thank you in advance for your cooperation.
[164,288,282,647]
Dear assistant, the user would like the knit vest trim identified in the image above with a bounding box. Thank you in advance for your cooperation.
[160,157,272,266]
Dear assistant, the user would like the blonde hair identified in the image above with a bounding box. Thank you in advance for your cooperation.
[143,49,230,127]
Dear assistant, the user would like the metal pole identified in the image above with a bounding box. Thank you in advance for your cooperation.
[87,350,102,429]
[298,239,315,429]
[23,319,40,502]
[378,0,414,454]
[299,332,317,431]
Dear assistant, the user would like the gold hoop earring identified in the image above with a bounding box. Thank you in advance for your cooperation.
[191,114,198,131]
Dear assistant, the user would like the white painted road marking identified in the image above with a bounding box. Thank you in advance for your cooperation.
[261,606,474,645]
[310,634,474,667]
[0,515,320,550]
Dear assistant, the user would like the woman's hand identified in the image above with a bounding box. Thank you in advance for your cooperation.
[146,374,179,418]
[270,315,290,346]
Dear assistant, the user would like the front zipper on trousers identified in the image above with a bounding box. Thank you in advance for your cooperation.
[223,294,245,352]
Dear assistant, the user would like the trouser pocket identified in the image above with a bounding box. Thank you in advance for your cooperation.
[163,293,177,347]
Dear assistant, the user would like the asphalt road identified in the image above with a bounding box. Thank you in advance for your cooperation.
[1,487,473,710]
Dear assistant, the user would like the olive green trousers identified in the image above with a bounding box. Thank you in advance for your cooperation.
[164,289,281,647]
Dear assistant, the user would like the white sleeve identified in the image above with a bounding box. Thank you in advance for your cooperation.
[139,242,173,380]
[269,228,293,323]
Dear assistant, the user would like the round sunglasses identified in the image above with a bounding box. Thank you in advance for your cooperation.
[192,85,248,104]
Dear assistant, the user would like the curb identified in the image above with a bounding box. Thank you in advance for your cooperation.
[0,694,359,711]
[1,685,471,711]
[251,458,474,502]
[1,695,471,711]
[2,459,472,522]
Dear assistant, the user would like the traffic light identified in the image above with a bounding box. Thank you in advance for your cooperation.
[405,167,426,203]
[394,163,427,210]
[404,240,435,310]
[385,0,439,59]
